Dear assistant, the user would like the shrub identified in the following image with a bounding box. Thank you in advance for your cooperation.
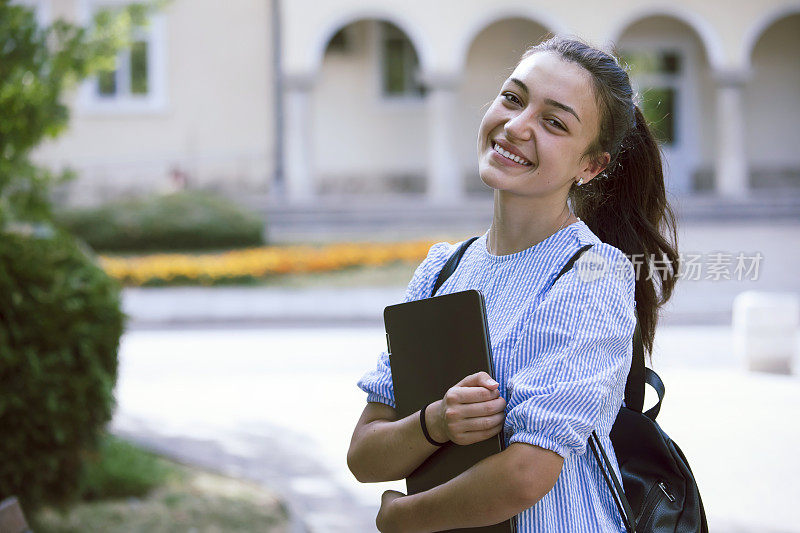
[0,226,125,511]
[56,191,267,252]
[79,434,173,501]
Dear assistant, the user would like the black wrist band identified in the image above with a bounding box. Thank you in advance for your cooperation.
[420,403,447,446]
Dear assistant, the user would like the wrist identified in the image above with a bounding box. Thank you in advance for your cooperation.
[424,400,449,444]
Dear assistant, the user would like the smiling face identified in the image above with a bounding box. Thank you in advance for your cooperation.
[477,51,609,197]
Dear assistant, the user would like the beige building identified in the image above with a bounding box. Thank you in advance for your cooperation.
[20,0,800,205]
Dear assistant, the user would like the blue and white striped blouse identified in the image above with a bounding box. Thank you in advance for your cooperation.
[357,220,637,533]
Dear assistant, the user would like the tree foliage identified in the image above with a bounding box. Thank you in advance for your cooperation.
[0,0,165,226]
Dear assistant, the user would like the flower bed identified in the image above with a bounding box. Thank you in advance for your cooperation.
[99,240,438,286]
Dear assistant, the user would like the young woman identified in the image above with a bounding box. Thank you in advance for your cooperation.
[347,35,679,532]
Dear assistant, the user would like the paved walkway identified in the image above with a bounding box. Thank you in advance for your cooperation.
[111,325,800,533]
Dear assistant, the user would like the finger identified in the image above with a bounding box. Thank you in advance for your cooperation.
[456,396,507,418]
[457,424,505,445]
[453,412,506,433]
[381,490,404,502]
[456,371,499,390]
[449,385,500,404]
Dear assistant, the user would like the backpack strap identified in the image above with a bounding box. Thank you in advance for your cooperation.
[643,367,665,421]
[551,244,594,287]
[589,432,636,533]
[627,323,646,414]
[550,245,645,415]
[553,246,656,533]
[431,236,479,297]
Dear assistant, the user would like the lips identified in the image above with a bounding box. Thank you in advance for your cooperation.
[492,138,533,166]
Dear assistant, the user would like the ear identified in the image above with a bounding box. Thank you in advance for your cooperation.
[577,151,611,185]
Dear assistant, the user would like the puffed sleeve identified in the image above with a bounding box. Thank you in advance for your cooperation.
[356,240,456,408]
[504,243,636,458]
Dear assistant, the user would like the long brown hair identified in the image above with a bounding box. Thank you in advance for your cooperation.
[521,36,680,358]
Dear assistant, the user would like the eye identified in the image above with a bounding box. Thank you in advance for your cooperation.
[502,92,522,106]
[546,118,566,131]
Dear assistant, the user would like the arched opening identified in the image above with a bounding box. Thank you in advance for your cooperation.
[744,14,800,190]
[616,15,713,194]
[311,19,426,196]
[457,18,550,196]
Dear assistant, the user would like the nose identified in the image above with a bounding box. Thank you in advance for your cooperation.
[504,111,533,143]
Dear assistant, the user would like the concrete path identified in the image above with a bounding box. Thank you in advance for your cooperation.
[111,325,800,533]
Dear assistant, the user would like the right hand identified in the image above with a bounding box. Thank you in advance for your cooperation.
[427,371,507,446]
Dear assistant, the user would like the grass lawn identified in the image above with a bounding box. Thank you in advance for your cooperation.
[32,441,288,533]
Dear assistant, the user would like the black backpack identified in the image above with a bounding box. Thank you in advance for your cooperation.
[432,237,709,533]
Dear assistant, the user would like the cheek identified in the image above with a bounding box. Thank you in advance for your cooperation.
[477,114,491,141]
[479,101,504,134]
[539,138,574,165]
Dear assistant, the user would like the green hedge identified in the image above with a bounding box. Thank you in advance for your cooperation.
[0,227,125,511]
[56,191,266,252]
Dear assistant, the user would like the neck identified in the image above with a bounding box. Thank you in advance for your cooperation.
[486,190,578,256]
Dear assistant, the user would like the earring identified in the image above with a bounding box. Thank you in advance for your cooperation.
[576,178,583,186]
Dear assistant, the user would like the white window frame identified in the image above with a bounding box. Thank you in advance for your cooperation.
[76,0,168,115]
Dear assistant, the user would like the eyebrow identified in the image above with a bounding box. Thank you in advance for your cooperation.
[508,77,582,124]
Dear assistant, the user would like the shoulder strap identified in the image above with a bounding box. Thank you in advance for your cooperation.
[552,244,594,286]
[431,236,479,297]
[627,324,646,414]
[550,244,644,413]
[589,432,635,533]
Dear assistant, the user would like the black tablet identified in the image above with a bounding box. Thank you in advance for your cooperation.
[384,289,515,533]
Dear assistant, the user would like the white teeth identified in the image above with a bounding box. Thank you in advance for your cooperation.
[493,143,531,166]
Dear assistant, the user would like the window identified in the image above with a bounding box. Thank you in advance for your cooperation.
[380,22,424,98]
[78,0,167,114]
[96,28,150,97]
[619,49,682,145]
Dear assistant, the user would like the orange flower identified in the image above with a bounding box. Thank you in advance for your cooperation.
[98,239,445,286]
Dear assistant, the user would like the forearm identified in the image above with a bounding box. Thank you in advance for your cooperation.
[348,401,446,483]
[389,443,558,532]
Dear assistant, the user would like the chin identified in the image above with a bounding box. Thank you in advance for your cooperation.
[478,164,497,188]
[480,157,513,182]
[479,169,514,193]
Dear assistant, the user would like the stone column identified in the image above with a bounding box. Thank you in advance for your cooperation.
[713,69,750,197]
[283,73,315,203]
[423,73,463,204]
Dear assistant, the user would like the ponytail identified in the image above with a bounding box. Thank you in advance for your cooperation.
[571,105,680,358]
